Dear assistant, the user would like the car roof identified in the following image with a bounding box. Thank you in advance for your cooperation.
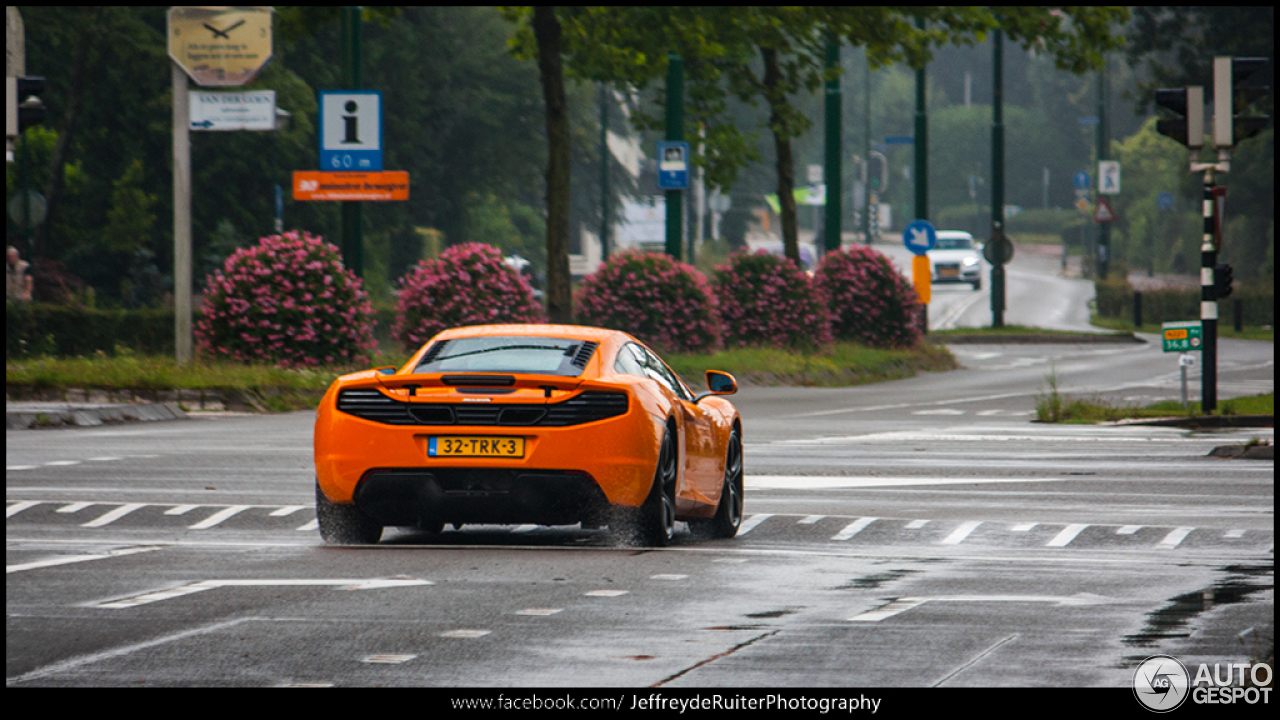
[433,323,632,345]
[935,230,974,239]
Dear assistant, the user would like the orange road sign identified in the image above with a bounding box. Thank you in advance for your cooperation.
[293,171,409,201]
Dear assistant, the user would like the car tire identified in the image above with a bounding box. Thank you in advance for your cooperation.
[690,429,743,539]
[315,481,382,545]
[613,426,677,547]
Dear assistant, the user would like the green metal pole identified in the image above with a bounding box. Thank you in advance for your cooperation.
[990,28,1005,328]
[863,53,872,244]
[1096,59,1110,279]
[599,82,611,262]
[664,54,684,260]
[823,40,842,255]
[914,18,928,225]
[341,6,363,278]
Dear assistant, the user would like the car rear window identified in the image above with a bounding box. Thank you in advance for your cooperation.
[413,336,598,376]
[935,236,973,250]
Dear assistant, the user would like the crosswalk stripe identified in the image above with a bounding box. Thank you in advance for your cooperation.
[832,517,877,541]
[57,502,95,514]
[797,515,825,525]
[1046,524,1089,547]
[906,519,930,529]
[188,505,250,529]
[1157,527,1194,549]
[1010,522,1036,532]
[82,504,146,527]
[166,505,200,516]
[1116,525,1143,535]
[7,501,40,518]
[940,521,982,545]
[737,514,773,536]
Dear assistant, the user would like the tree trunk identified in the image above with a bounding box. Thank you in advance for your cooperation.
[35,6,104,263]
[761,46,799,265]
[533,7,572,324]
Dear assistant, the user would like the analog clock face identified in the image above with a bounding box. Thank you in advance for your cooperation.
[168,7,273,87]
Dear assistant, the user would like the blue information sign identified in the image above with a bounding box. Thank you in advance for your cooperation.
[903,219,937,256]
[1073,171,1090,190]
[657,141,690,190]
[319,91,383,171]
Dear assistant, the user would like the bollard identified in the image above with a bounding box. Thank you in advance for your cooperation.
[1133,290,1143,329]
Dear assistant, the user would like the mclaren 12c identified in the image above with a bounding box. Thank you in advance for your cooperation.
[314,324,743,546]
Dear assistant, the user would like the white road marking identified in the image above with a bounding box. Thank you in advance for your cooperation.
[1046,524,1090,547]
[165,505,200,515]
[940,521,983,545]
[736,513,773,536]
[831,517,877,541]
[97,577,432,609]
[848,593,1114,622]
[1225,529,1247,539]
[362,654,417,664]
[584,589,628,597]
[797,515,825,524]
[511,524,538,533]
[912,409,966,415]
[82,503,146,527]
[905,519,930,529]
[515,608,564,616]
[269,506,306,517]
[976,409,1003,416]
[1010,523,1037,532]
[848,598,929,622]
[7,501,41,518]
[188,505,250,529]
[1157,527,1194,549]
[56,502,95,514]
[748,476,1063,490]
[7,617,256,685]
[88,456,123,462]
[1116,525,1143,535]
[296,520,319,532]
[44,461,81,466]
[7,466,38,471]
[650,574,688,581]
[440,630,491,638]
[7,545,163,574]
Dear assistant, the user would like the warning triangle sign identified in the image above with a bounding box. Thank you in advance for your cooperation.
[1093,196,1116,223]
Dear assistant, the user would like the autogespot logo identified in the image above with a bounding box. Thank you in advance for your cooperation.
[1134,655,1191,712]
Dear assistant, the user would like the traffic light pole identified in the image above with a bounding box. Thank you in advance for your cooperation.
[989,28,1005,328]
[340,6,363,278]
[665,54,684,261]
[1198,162,1220,414]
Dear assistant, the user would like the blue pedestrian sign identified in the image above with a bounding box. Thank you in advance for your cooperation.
[657,142,690,190]
[1157,191,1175,211]
[1073,171,1090,190]
[319,91,383,171]
[903,219,937,256]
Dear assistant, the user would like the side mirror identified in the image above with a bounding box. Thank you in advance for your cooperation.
[705,370,737,395]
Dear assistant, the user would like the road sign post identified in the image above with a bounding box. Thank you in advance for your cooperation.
[168,6,273,366]
[904,220,936,328]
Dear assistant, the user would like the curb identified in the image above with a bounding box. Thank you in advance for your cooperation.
[6,402,188,430]
[928,333,1143,345]
[1120,414,1274,429]
[1208,444,1274,459]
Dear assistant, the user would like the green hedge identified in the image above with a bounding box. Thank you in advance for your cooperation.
[1095,280,1274,326]
[6,302,175,358]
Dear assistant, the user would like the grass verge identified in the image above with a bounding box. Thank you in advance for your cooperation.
[1091,315,1274,342]
[6,342,958,410]
[1035,375,1273,424]
[930,324,1129,338]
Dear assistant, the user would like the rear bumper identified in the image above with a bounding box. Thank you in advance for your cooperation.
[353,468,611,527]
[933,264,980,283]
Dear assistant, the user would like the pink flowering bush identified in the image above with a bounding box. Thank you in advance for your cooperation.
[575,250,721,354]
[714,251,832,350]
[196,230,376,367]
[392,242,544,351]
[814,246,923,348]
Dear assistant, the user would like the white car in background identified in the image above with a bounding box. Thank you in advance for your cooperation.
[929,230,983,290]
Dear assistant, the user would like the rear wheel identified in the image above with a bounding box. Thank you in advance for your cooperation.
[613,427,677,547]
[690,430,743,539]
[315,481,382,545]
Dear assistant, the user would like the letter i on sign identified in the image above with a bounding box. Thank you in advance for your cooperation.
[343,101,360,144]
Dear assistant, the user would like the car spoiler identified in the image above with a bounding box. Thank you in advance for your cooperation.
[373,372,585,398]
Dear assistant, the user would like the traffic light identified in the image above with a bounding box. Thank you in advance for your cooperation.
[868,151,888,191]
[1214,262,1234,299]
[16,76,47,134]
[1214,56,1271,147]
[1154,86,1204,148]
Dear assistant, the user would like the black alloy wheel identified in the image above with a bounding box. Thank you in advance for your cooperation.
[691,429,744,539]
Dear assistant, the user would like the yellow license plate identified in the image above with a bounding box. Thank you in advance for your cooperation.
[428,436,525,458]
[940,267,959,277]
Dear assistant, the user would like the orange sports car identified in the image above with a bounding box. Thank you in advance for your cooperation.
[314,324,743,546]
